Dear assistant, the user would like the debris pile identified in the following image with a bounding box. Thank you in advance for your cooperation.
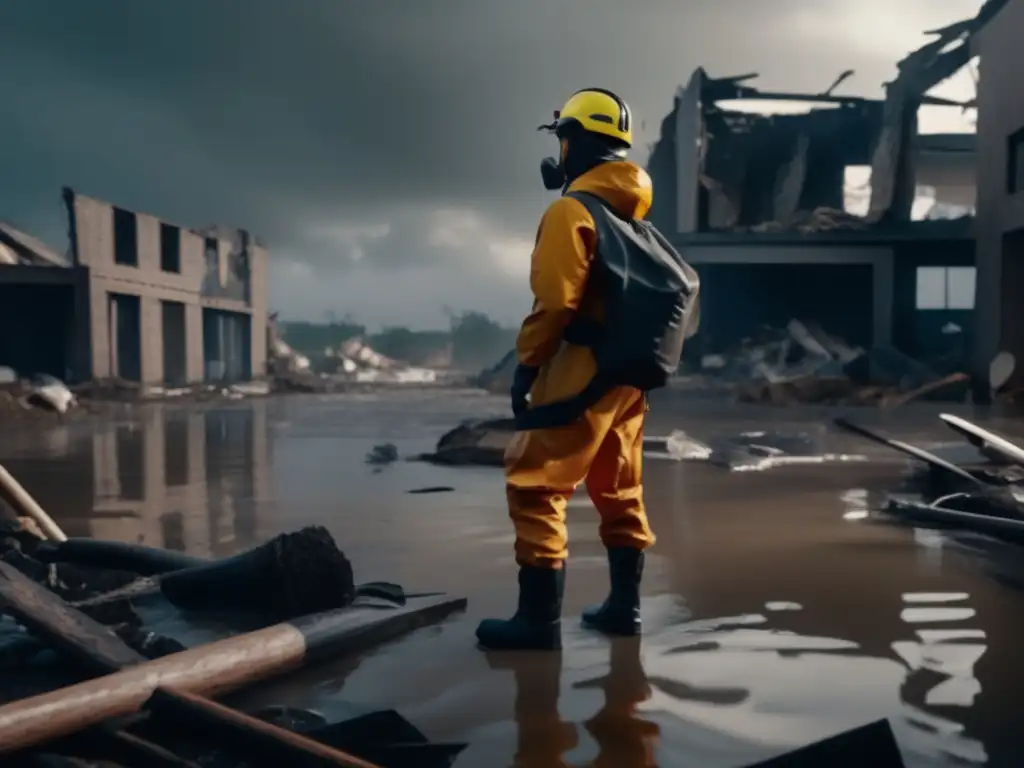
[839,412,1024,587]
[326,338,438,385]
[703,320,968,406]
[0,464,468,767]
[0,371,78,422]
[414,419,865,472]
[475,349,517,394]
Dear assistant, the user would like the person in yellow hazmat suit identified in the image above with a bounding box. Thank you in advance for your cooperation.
[476,88,675,652]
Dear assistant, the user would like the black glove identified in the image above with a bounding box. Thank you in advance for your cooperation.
[511,364,540,417]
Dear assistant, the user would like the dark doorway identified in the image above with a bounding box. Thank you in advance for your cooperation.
[0,283,75,379]
[161,300,187,386]
[109,293,141,381]
[202,309,252,382]
[910,265,974,364]
[695,262,874,352]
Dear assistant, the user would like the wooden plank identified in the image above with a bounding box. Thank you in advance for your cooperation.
[0,594,467,754]
[0,560,145,674]
[145,687,381,768]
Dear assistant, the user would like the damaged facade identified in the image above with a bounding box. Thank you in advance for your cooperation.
[972,0,1024,393]
[645,5,1005,372]
[0,189,269,386]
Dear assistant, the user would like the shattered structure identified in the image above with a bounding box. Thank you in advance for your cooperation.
[648,6,994,235]
[972,0,1024,394]
[0,188,269,386]
[646,1,1009,371]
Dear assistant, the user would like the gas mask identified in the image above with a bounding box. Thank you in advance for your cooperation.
[540,156,565,191]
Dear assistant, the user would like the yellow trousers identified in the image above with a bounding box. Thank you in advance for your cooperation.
[504,386,654,567]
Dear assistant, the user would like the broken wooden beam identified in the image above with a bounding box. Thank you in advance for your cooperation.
[0,560,146,675]
[0,593,467,754]
[145,687,381,768]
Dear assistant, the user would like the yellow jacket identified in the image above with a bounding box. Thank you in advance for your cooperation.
[516,161,653,407]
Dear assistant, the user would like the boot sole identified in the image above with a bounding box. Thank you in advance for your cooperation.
[581,616,641,637]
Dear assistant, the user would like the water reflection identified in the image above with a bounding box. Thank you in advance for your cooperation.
[487,652,578,767]
[1,394,1022,765]
[576,639,660,767]
[92,405,271,555]
[3,403,271,556]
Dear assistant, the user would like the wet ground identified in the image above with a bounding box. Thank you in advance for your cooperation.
[1,390,1023,767]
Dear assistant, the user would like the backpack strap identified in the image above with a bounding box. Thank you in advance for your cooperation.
[559,191,610,348]
[514,191,616,430]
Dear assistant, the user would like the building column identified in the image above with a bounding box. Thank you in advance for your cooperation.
[185,302,204,383]
[872,254,894,348]
[140,295,164,385]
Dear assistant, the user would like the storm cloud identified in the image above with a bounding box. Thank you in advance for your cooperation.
[0,0,981,327]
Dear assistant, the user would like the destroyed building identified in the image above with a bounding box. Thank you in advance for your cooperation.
[645,4,1006,370]
[0,188,269,386]
[972,0,1024,393]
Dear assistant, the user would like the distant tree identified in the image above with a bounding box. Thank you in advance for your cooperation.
[449,310,517,371]
[279,320,365,356]
[368,326,451,366]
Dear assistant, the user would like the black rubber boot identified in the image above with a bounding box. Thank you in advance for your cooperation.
[476,565,564,650]
[581,547,643,636]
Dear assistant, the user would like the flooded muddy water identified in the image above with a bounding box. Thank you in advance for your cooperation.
[1,391,1022,766]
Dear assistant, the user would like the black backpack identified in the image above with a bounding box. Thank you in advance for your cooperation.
[516,190,699,430]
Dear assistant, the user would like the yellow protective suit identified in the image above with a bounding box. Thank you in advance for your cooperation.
[505,160,656,567]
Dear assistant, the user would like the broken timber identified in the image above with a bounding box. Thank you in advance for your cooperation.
[0,560,145,674]
[145,687,381,768]
[0,593,467,753]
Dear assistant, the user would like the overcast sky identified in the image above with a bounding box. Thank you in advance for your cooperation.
[0,0,982,329]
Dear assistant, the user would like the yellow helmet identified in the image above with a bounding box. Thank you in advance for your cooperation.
[545,88,633,148]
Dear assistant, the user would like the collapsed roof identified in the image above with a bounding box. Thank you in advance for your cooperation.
[647,0,1007,236]
[0,222,68,267]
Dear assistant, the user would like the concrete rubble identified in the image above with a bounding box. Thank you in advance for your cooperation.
[267,314,442,394]
[0,372,79,421]
[706,319,970,406]
[473,319,970,408]
[411,418,866,472]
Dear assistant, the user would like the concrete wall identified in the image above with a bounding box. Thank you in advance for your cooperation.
[69,191,268,384]
[972,0,1024,388]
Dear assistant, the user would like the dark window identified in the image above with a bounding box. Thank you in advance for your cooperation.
[1008,128,1024,194]
[160,223,181,272]
[112,207,138,266]
[204,236,218,262]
